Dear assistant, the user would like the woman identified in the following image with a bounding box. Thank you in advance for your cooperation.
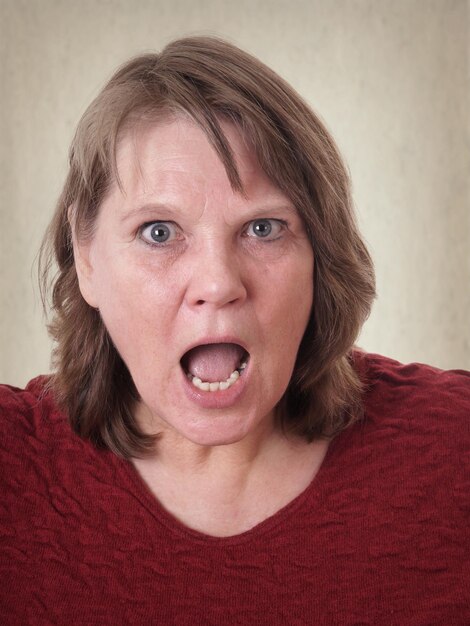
[1,37,468,625]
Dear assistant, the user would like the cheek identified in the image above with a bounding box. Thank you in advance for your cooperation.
[258,255,314,364]
[93,246,164,305]
[91,254,177,350]
[266,254,313,325]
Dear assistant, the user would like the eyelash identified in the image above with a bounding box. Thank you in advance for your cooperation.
[138,218,288,247]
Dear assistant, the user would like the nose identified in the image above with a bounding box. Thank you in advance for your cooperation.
[185,239,247,309]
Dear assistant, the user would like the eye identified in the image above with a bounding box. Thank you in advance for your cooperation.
[140,222,178,245]
[245,219,284,240]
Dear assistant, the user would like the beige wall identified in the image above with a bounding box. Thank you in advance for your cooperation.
[1,0,469,387]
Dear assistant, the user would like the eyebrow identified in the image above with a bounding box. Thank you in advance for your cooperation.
[120,200,300,223]
[120,203,182,223]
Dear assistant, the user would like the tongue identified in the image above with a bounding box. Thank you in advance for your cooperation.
[184,343,245,383]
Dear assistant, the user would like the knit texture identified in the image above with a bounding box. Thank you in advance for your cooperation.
[1,353,469,625]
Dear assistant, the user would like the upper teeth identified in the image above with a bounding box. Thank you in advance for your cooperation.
[189,360,248,392]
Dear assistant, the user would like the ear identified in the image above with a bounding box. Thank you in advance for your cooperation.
[68,205,99,309]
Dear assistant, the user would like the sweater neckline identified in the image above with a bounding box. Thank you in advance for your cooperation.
[118,429,346,546]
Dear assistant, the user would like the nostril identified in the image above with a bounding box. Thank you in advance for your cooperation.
[195,297,238,306]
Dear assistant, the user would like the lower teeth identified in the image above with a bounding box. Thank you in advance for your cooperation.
[190,360,248,392]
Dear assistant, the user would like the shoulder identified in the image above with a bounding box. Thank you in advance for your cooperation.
[347,351,469,508]
[352,350,469,484]
[351,350,470,464]
[0,376,115,505]
[0,376,78,457]
[355,350,470,413]
[0,376,57,434]
[0,376,51,407]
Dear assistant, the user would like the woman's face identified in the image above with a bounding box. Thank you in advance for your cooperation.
[76,117,314,446]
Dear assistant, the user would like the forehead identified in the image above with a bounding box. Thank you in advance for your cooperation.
[112,115,290,207]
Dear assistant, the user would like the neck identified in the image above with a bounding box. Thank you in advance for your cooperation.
[134,398,286,472]
[131,406,330,536]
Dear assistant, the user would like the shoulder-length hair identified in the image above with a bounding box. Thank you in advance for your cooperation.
[40,36,376,458]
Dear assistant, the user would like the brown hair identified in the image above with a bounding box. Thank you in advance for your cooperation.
[40,36,376,458]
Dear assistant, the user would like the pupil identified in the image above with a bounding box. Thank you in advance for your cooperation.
[150,224,170,242]
[254,220,271,237]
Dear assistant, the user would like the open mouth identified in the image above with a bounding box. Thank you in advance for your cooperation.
[180,342,250,392]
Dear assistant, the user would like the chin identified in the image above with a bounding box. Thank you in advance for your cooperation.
[171,410,262,448]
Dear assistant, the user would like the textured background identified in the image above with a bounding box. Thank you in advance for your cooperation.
[1,0,469,386]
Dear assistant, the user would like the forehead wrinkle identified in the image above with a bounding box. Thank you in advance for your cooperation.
[113,117,294,225]
[115,116,187,196]
[120,115,251,193]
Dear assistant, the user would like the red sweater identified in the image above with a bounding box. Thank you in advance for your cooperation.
[1,353,469,625]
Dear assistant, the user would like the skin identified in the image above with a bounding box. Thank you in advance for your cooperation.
[74,116,329,536]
